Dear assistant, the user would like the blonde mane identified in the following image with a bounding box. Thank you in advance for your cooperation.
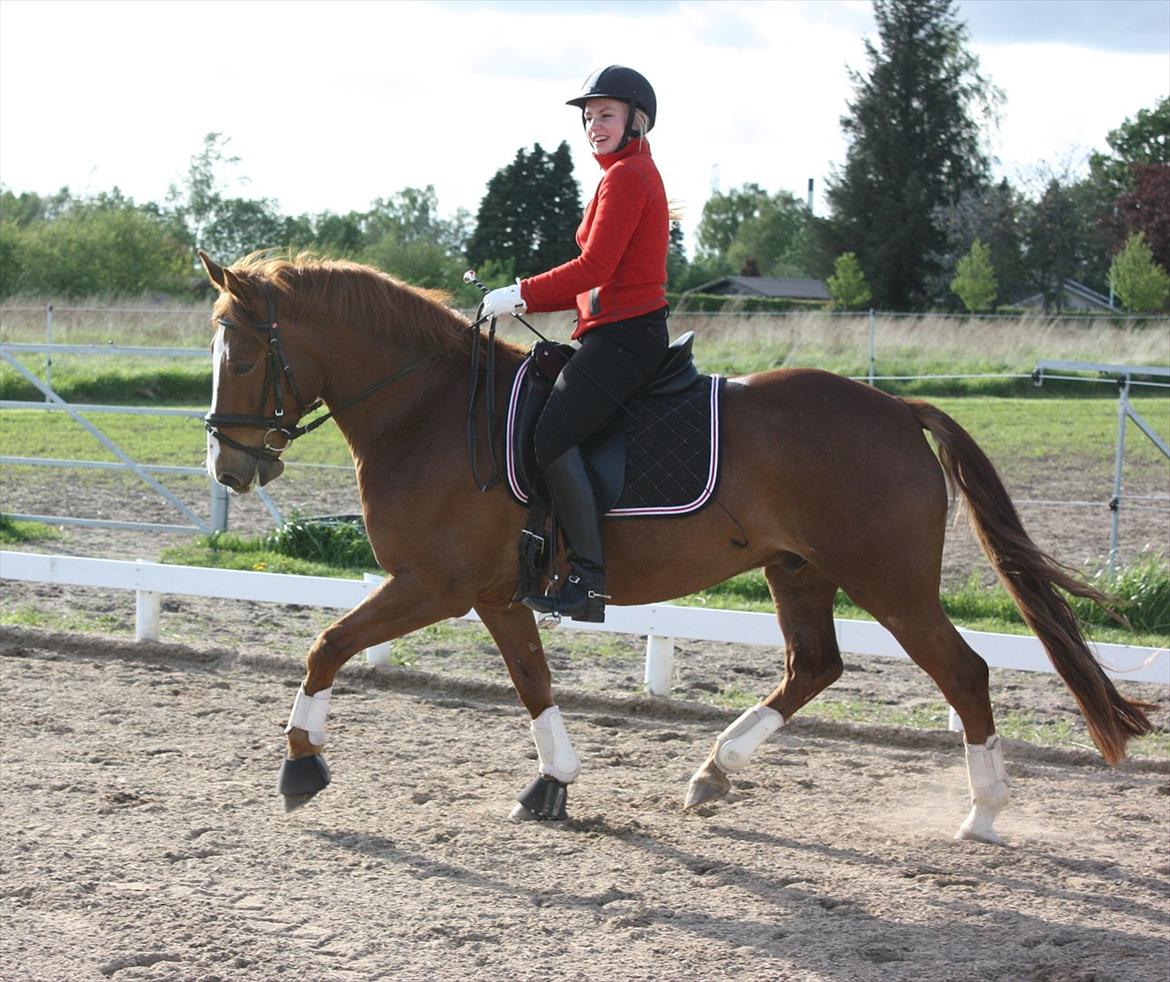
[221,252,477,355]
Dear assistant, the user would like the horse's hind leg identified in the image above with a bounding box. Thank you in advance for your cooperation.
[874,600,1008,843]
[685,560,842,810]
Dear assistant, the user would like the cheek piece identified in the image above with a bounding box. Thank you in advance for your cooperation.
[286,684,333,748]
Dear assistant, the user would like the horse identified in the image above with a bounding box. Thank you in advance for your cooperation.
[197,250,1152,844]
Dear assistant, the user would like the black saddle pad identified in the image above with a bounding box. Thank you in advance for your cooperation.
[505,357,724,517]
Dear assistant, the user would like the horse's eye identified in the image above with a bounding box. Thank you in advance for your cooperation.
[230,361,256,376]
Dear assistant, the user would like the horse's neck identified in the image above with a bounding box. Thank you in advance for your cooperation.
[324,331,522,473]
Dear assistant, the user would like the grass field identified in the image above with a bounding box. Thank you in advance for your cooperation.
[3,299,1167,646]
[3,300,1168,401]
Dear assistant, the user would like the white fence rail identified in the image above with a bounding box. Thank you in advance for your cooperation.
[3,553,1166,704]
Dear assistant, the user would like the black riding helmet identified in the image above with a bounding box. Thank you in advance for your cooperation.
[567,65,657,152]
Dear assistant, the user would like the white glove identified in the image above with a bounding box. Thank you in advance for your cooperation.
[480,280,527,319]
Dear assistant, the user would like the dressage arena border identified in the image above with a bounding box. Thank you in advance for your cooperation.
[3,551,1166,713]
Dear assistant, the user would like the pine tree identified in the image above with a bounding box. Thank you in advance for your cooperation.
[467,143,581,278]
[824,0,1000,309]
[827,252,872,310]
[1110,232,1170,313]
[950,238,997,312]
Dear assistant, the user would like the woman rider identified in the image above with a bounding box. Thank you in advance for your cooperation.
[480,65,670,624]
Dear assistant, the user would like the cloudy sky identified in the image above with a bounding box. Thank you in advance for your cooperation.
[1,0,1166,253]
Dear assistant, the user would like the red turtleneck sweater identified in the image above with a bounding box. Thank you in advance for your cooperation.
[519,139,668,339]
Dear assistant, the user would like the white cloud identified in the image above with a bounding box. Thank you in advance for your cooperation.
[1,0,1165,258]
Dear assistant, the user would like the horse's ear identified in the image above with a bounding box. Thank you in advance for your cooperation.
[199,250,226,290]
[222,266,249,300]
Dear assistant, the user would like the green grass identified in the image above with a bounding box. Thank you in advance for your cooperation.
[161,530,378,578]
[0,359,211,405]
[0,515,61,544]
[0,603,127,634]
[679,559,1170,648]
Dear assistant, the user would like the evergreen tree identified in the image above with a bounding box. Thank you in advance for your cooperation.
[824,0,1000,309]
[467,142,581,277]
[1110,232,1170,313]
[1022,178,1095,310]
[930,181,1026,307]
[950,238,997,312]
[827,252,872,310]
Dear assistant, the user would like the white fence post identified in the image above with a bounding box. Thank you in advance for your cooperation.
[644,633,675,696]
[135,595,160,642]
[210,481,230,532]
[362,572,393,665]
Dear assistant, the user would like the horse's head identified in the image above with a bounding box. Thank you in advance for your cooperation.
[200,251,325,493]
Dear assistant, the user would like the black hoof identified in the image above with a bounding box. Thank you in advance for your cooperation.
[515,775,569,821]
[278,754,330,811]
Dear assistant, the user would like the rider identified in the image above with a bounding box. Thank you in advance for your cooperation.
[480,65,670,624]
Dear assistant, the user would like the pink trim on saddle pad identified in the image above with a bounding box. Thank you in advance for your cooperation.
[505,358,722,517]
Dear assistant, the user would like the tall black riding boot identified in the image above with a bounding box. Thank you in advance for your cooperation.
[523,447,609,623]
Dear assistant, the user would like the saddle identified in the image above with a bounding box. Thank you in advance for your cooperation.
[505,331,725,597]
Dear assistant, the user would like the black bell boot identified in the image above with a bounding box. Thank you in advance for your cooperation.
[523,447,609,623]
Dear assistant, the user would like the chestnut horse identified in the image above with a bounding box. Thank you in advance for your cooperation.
[198,251,1150,844]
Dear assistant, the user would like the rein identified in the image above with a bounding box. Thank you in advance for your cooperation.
[204,283,436,461]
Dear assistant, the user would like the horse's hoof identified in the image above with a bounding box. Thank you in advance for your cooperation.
[514,775,569,821]
[283,791,319,813]
[954,804,1004,845]
[684,757,731,811]
[278,753,331,812]
[508,802,540,822]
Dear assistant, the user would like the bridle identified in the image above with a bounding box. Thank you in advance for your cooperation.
[203,282,436,461]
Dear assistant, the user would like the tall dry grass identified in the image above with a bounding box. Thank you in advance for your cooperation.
[2,299,1167,378]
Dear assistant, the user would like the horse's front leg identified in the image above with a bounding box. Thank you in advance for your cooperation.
[280,571,465,810]
[476,603,580,822]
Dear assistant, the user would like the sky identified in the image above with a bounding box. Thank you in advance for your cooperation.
[1,0,1167,255]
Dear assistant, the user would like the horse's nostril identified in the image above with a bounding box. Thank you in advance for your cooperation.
[218,473,247,493]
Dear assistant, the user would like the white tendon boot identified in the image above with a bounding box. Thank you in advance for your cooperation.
[684,704,784,810]
[530,705,581,783]
[285,684,333,749]
[955,733,1010,844]
[510,706,581,822]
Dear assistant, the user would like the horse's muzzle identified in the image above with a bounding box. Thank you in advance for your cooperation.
[208,444,285,492]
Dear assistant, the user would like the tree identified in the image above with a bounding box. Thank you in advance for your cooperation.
[201,197,289,263]
[1088,97,1169,201]
[823,0,1001,309]
[466,142,581,277]
[950,238,997,311]
[1022,178,1096,310]
[1113,164,1170,271]
[666,220,688,288]
[827,252,871,310]
[1,191,188,297]
[696,184,771,257]
[727,191,811,277]
[167,133,243,255]
[1110,232,1170,313]
[930,181,1026,306]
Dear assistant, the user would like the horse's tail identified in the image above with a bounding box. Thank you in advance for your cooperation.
[904,398,1153,764]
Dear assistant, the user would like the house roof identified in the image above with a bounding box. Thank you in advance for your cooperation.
[685,276,831,301]
[1014,279,1115,311]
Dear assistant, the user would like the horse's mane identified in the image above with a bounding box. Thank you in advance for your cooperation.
[223,251,477,355]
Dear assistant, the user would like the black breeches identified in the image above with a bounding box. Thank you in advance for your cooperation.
[533,308,670,470]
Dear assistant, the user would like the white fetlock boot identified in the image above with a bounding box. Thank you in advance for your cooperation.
[955,733,1010,844]
[684,704,783,810]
